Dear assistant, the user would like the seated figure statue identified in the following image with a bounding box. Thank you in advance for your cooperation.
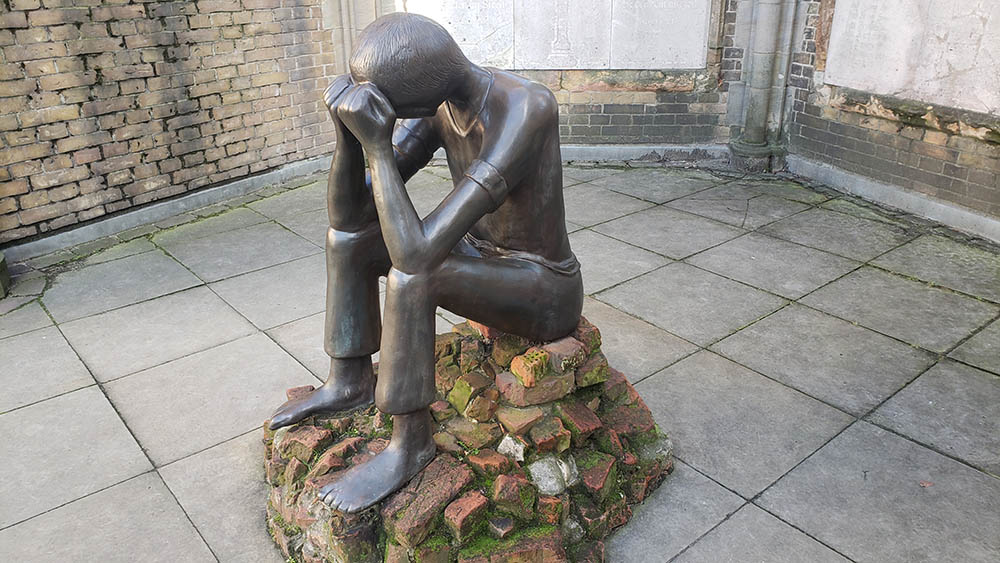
[268,12,583,513]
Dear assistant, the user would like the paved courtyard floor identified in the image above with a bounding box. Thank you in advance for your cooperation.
[1,164,998,562]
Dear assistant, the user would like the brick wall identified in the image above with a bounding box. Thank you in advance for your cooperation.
[0,0,336,244]
[786,0,1000,217]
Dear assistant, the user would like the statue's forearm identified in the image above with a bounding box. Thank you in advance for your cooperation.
[328,120,375,231]
[368,143,433,272]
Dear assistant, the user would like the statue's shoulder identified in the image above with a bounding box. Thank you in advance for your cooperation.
[490,69,558,121]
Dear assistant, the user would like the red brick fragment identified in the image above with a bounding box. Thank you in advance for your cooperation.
[415,541,451,563]
[306,449,345,479]
[492,474,536,517]
[430,399,457,422]
[536,494,563,525]
[578,451,617,502]
[277,425,333,463]
[601,397,656,437]
[444,490,489,540]
[467,448,512,477]
[381,455,474,548]
[284,457,307,486]
[469,320,503,340]
[572,316,602,354]
[555,398,603,446]
[529,416,571,454]
[488,516,515,539]
[327,436,365,458]
[384,542,409,563]
[434,431,462,454]
[496,405,544,435]
[541,336,587,373]
[496,369,575,407]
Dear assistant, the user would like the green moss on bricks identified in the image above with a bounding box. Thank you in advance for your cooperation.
[458,525,558,559]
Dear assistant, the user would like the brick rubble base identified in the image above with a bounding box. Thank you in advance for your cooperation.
[263,318,674,562]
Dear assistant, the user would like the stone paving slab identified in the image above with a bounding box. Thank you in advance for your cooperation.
[605,461,745,562]
[266,311,328,377]
[802,267,999,353]
[159,221,320,283]
[210,253,326,329]
[949,319,1000,375]
[667,192,810,230]
[638,351,853,498]
[869,359,1000,475]
[761,207,913,261]
[104,334,317,466]
[248,180,326,220]
[599,262,786,346]
[872,234,1000,302]
[152,207,269,246]
[61,286,256,383]
[581,297,697,382]
[0,326,94,413]
[712,304,937,416]
[42,250,202,322]
[561,167,623,183]
[562,183,654,227]
[595,206,746,259]
[731,179,830,204]
[0,386,151,528]
[673,504,849,563]
[277,207,328,246]
[758,422,1000,563]
[0,300,51,339]
[160,432,284,563]
[687,233,860,299]
[83,237,155,265]
[587,168,721,203]
[0,473,215,563]
[569,229,669,294]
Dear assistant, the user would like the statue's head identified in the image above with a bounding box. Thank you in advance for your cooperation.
[350,13,469,118]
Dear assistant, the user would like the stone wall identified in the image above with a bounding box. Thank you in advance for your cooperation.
[785,0,1000,217]
[0,0,337,244]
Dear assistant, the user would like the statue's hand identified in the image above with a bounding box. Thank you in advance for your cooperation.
[323,74,354,117]
[337,83,396,151]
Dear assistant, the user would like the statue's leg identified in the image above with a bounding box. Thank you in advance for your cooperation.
[319,254,582,512]
[269,135,388,430]
[319,265,437,512]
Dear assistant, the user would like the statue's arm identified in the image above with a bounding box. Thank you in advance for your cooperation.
[342,83,553,273]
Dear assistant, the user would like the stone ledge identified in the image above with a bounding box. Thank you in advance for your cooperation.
[263,318,674,563]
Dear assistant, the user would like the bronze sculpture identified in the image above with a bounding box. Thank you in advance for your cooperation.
[269,13,583,513]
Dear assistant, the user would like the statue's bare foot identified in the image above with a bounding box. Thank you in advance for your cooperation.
[268,358,375,430]
[320,410,436,513]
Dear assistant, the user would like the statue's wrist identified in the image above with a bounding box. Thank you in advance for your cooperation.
[367,140,394,161]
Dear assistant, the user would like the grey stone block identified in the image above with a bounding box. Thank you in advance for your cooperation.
[0,473,215,562]
[758,422,1000,563]
[687,233,860,299]
[61,287,256,382]
[674,504,849,563]
[83,238,155,265]
[277,207,328,246]
[0,300,52,340]
[160,432,284,563]
[801,267,998,353]
[870,360,1000,474]
[0,326,94,413]
[599,263,786,346]
[761,208,913,261]
[569,229,669,294]
[266,311,328,378]
[637,351,852,497]
[0,387,151,528]
[562,183,654,227]
[713,304,936,416]
[605,461,745,562]
[248,180,326,220]
[581,297,697,382]
[872,234,1000,302]
[104,334,318,466]
[950,319,1000,375]
[668,192,810,230]
[152,207,269,246]
[159,221,320,283]
[210,253,326,329]
[588,168,721,203]
[595,206,745,259]
[42,250,202,323]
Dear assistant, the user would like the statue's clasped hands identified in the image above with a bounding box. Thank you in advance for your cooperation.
[324,76,396,151]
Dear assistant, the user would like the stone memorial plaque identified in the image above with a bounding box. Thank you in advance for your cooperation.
[825,0,1000,115]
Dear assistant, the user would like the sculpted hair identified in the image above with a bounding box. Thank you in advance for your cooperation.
[349,13,468,99]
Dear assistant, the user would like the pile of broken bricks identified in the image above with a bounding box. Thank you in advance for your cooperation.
[263,317,674,562]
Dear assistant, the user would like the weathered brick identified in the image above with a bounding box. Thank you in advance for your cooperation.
[3,42,67,61]
[0,142,52,166]
[0,12,28,29]
[28,9,90,26]
[30,166,89,189]
[38,71,98,91]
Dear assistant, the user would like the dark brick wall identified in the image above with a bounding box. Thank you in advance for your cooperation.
[558,92,728,145]
[786,0,1000,217]
[0,0,336,244]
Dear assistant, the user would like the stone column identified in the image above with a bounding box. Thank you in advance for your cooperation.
[729,0,798,171]
[322,0,396,74]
